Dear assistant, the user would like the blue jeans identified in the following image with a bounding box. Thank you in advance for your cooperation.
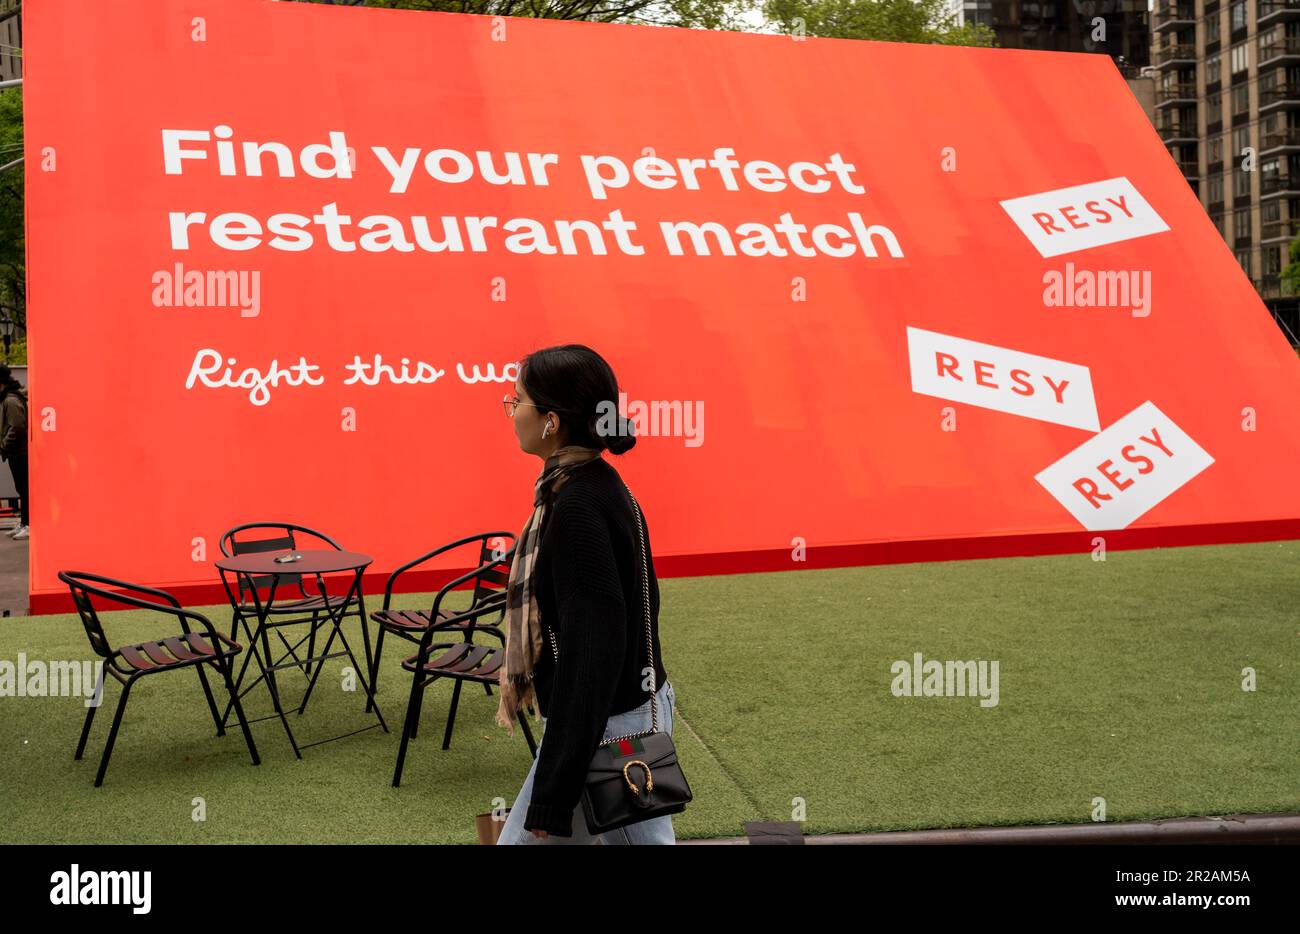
[496,679,677,845]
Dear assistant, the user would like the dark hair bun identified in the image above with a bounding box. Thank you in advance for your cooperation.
[604,416,637,455]
[519,344,636,452]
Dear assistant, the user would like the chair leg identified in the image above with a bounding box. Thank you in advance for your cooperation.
[392,667,425,788]
[194,662,224,736]
[410,667,431,740]
[216,655,260,767]
[517,711,538,758]
[94,679,134,787]
[367,623,386,714]
[483,682,493,696]
[76,698,98,761]
[355,587,377,713]
[75,665,106,760]
[441,678,463,750]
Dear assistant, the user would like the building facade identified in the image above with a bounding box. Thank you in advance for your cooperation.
[1155,0,1300,331]
[0,0,19,82]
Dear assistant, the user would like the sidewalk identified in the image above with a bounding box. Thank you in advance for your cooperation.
[0,517,27,617]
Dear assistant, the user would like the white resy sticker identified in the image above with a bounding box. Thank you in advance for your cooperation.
[999,177,1170,258]
[907,326,1100,431]
[1034,400,1214,531]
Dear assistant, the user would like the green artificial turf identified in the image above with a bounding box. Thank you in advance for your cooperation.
[2,539,1297,843]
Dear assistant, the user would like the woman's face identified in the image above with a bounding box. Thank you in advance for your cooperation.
[511,378,561,458]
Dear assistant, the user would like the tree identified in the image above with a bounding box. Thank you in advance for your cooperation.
[359,0,760,31]
[1280,230,1300,298]
[343,0,995,40]
[301,0,996,42]
[762,0,995,45]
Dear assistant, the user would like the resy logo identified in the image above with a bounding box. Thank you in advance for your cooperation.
[999,177,1170,258]
[1034,401,1213,531]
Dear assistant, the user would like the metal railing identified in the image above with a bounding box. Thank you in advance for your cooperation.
[1157,121,1198,140]
[1256,275,1298,298]
[1259,35,1300,64]
[1260,84,1300,107]
[1259,0,1300,22]
[1261,126,1300,149]
[1154,4,1196,27]
[1261,173,1300,194]
[1156,83,1198,103]
[1154,44,1198,65]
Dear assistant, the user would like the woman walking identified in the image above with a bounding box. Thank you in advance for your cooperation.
[495,344,677,845]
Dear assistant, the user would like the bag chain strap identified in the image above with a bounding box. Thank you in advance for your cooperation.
[546,482,658,741]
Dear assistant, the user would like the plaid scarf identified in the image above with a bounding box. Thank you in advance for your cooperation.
[495,444,606,735]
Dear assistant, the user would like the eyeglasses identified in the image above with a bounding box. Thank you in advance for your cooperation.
[503,392,545,418]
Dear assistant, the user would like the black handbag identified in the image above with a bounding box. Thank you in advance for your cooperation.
[545,482,692,835]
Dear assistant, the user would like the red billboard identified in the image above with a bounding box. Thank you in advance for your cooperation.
[22,0,1300,611]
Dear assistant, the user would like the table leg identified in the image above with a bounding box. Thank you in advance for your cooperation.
[355,575,382,722]
[306,569,388,734]
[298,604,341,715]
[297,569,358,715]
[252,575,301,758]
[219,572,260,730]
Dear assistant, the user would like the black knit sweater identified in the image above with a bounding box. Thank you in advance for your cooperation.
[522,455,669,836]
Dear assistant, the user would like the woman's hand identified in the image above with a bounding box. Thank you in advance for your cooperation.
[530,828,549,839]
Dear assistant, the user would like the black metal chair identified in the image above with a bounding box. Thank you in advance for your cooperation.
[368,531,515,716]
[58,570,260,787]
[219,522,360,694]
[380,537,539,786]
